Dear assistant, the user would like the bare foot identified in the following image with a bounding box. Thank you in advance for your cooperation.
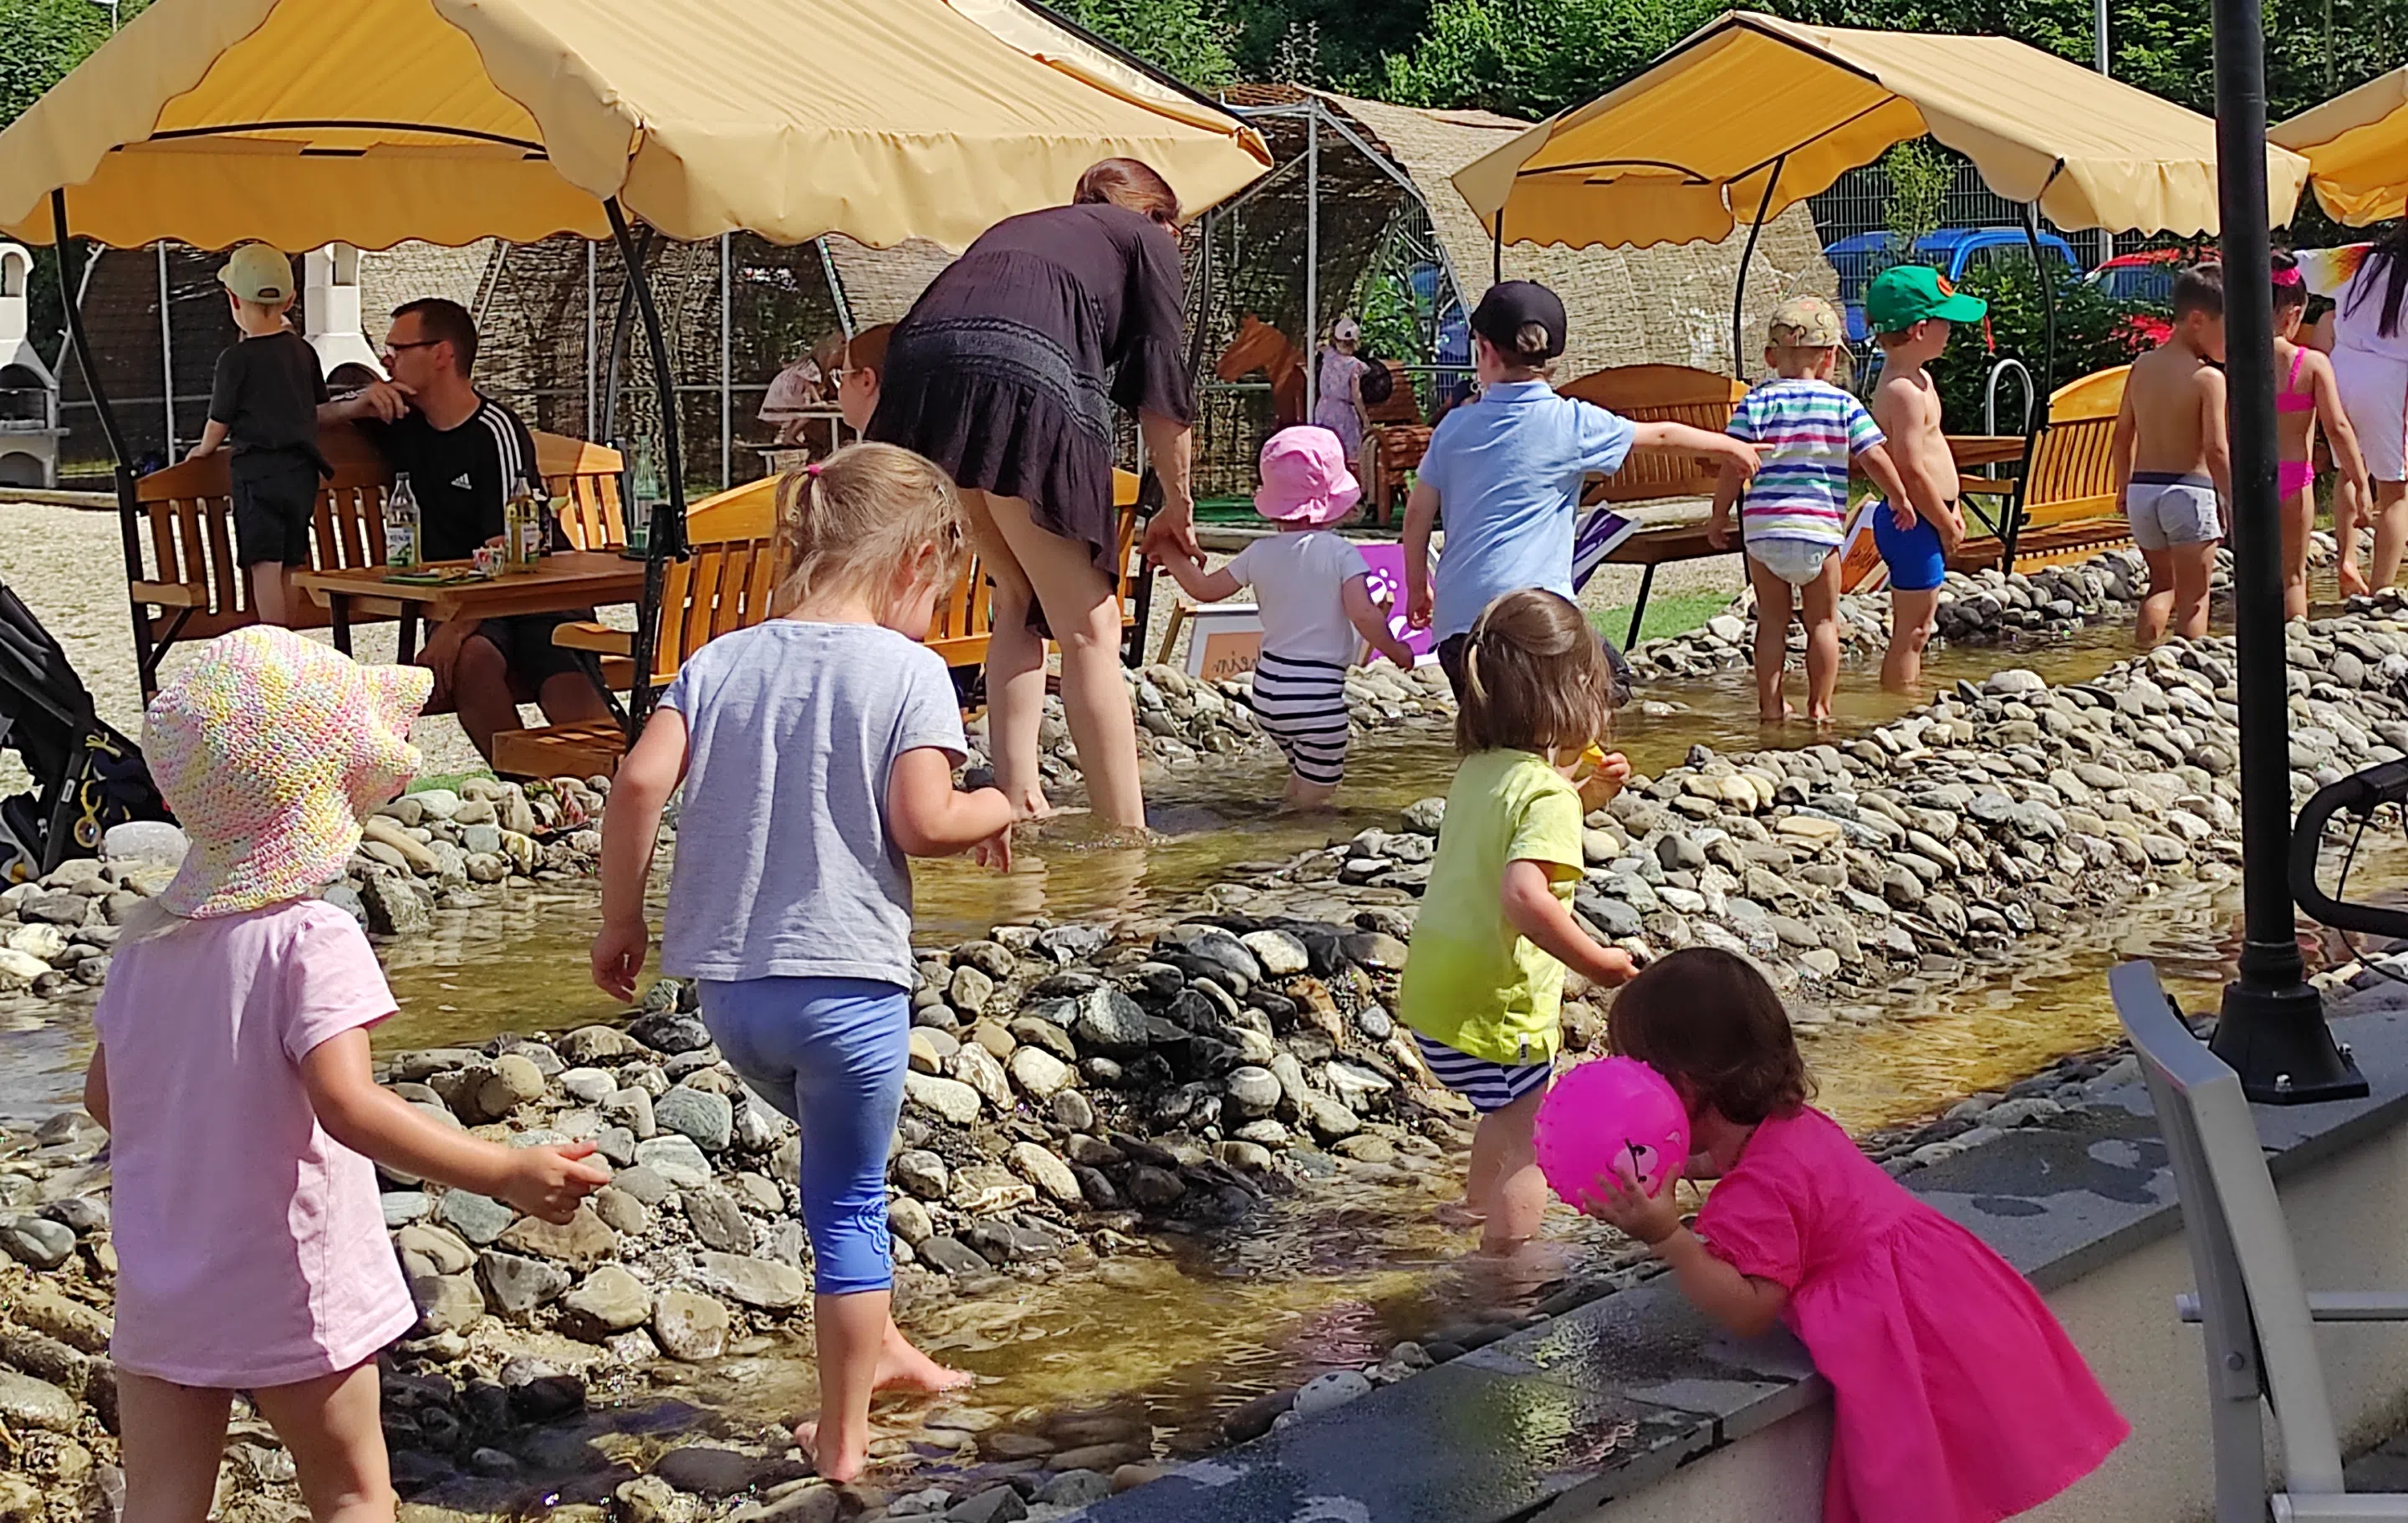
[792,1418,866,1485]
[1758,702,1794,725]
[1010,787,1057,822]
[874,1327,972,1396]
[2342,559,2371,599]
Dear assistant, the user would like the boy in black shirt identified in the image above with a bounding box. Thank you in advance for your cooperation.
[189,244,328,626]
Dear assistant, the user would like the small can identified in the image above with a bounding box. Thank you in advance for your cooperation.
[473,545,501,578]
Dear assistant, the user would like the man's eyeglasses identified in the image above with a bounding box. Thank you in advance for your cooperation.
[380,339,443,361]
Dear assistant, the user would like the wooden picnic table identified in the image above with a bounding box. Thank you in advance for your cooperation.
[295,552,649,662]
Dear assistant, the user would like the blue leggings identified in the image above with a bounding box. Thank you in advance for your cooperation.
[694,976,907,1296]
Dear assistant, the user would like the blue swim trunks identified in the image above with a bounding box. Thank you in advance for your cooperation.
[1871,505,1947,593]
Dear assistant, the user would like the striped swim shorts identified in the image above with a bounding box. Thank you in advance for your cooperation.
[1412,1030,1553,1114]
[1247,650,1352,787]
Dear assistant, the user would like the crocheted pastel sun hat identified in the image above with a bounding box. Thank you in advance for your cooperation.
[145,627,431,918]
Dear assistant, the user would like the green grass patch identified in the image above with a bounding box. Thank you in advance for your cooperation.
[408,770,494,795]
[1589,592,1732,646]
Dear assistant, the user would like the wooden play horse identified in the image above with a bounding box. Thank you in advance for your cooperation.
[1217,314,1307,427]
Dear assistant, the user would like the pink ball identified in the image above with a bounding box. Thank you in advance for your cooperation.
[1534,1056,1691,1208]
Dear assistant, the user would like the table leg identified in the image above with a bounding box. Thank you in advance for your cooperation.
[1625,564,1657,650]
[397,611,419,664]
[328,594,352,657]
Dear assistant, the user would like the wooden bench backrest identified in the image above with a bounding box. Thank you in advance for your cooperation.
[539,434,627,549]
[1561,365,1747,505]
[2019,367,2129,528]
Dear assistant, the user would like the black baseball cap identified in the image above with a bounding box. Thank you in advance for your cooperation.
[1471,280,1568,360]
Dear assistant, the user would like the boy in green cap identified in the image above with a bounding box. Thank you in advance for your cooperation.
[1865,265,1985,690]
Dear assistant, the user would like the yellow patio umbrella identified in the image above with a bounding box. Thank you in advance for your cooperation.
[0,0,1269,251]
[0,0,1268,720]
[1452,10,2309,249]
[2273,67,2408,227]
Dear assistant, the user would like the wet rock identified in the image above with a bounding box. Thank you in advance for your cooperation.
[1292,1369,1374,1417]
[0,1216,75,1270]
[1125,1167,1186,1209]
[656,1446,762,1499]
[410,1272,484,1336]
[948,1485,1028,1523]
[360,876,432,938]
[1048,1090,1097,1132]
[1239,930,1309,977]
[950,1164,1037,1215]
[1339,931,1409,971]
[916,1235,991,1275]
[1037,1471,1110,1508]
[650,1289,731,1362]
[682,1189,757,1255]
[1224,1066,1282,1118]
[0,1371,81,1434]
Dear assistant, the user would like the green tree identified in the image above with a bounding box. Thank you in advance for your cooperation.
[1378,0,1733,118]
[0,0,138,130]
[1881,141,1950,264]
[1050,0,1239,88]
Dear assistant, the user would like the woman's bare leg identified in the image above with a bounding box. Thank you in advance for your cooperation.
[2374,479,2408,592]
[978,493,1146,833]
[958,491,1051,820]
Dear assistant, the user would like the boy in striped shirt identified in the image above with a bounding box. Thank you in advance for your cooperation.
[1709,296,1918,722]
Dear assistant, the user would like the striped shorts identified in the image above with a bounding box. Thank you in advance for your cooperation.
[1247,651,1352,786]
[1413,1030,1553,1114]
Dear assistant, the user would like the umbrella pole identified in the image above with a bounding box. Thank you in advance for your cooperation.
[51,192,149,695]
[607,201,689,739]
[599,227,650,444]
[1491,215,1502,287]
[2206,0,2364,1102]
[2006,202,2061,575]
[1730,156,1786,384]
[1304,103,1319,424]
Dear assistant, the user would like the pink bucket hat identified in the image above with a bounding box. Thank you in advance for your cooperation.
[145,627,431,918]
[1255,426,1360,527]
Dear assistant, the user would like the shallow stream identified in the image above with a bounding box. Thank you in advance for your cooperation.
[1,621,2372,1479]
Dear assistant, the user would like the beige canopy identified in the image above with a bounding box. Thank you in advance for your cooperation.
[1453,11,2310,249]
[2273,68,2408,227]
[0,0,1271,251]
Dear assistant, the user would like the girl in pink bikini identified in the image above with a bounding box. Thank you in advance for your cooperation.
[1586,949,2127,1523]
[2275,250,2374,617]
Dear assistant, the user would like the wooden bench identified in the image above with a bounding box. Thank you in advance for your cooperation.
[125,423,623,697]
[1948,365,2129,575]
[489,469,1148,779]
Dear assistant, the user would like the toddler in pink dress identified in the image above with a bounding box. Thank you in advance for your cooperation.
[88,628,608,1522]
[1586,948,2126,1523]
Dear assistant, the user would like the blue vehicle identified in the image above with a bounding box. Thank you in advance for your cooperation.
[1824,227,2084,344]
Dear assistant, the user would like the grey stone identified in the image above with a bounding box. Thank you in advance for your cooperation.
[360,876,431,938]
[948,1485,1028,1523]
[949,1044,1014,1112]
[1339,931,1409,970]
[560,1265,653,1338]
[1036,1471,1110,1508]
[1071,987,1151,1055]
[650,1289,730,1362]
[1224,1066,1283,1118]
[611,1164,676,1206]
[1239,930,1309,977]
[633,1135,714,1188]
[916,1235,991,1275]
[630,1010,713,1055]
[1008,1142,1082,1205]
[0,1216,75,1270]
[0,1371,80,1434]
[895,1149,951,1200]
[654,1086,734,1152]
[655,1445,761,1499]
[380,1191,431,1228]
[410,1270,485,1335]
[1008,1045,1074,1099]
[905,1072,983,1124]
[1292,1368,1375,1417]
[682,1188,757,1255]
[1049,1090,1097,1132]
[696,1251,809,1310]
[475,1251,570,1316]
[435,1190,517,1247]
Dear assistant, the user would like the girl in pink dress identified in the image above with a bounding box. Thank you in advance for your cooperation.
[89,628,609,1523]
[1586,948,2126,1523]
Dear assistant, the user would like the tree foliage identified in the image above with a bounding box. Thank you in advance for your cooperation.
[1051,0,1240,88]
[0,0,137,131]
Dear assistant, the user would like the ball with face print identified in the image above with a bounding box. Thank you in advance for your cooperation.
[1534,1055,1691,1207]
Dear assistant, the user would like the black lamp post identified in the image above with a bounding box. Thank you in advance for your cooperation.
[2205,0,2367,1102]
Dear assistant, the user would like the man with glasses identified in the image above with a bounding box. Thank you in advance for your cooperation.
[325,299,610,759]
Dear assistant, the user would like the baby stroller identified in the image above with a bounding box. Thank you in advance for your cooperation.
[0,579,168,882]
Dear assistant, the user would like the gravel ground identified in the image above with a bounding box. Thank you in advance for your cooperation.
[0,499,550,790]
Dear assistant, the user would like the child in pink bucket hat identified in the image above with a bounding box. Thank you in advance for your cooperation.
[86,627,608,1521]
[1158,425,1415,807]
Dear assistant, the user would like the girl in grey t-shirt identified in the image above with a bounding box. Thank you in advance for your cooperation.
[593,445,1013,1483]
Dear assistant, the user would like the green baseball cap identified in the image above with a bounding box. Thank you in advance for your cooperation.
[1865,263,1987,333]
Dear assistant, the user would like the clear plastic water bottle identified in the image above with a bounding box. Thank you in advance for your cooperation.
[385,472,421,569]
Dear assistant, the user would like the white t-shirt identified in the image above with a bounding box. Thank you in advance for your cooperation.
[2335,261,2408,362]
[1227,529,1372,667]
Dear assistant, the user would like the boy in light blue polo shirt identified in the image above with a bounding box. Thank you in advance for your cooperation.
[1403,281,1762,695]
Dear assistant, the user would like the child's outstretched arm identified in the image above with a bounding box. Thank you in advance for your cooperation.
[2313,353,2375,503]
[593,708,688,1002]
[890,749,1016,867]
[1341,572,1416,668]
[82,1045,110,1132]
[1501,859,1635,988]
[1707,460,1744,550]
[1586,1175,1788,1337]
[1401,479,1440,630]
[1628,420,1763,482]
[2197,365,2233,507]
[1159,549,1242,605]
[302,1029,610,1223]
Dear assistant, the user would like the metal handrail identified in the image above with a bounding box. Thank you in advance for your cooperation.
[1984,357,2034,441]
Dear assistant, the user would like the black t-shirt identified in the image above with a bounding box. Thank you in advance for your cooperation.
[208,329,329,460]
[364,397,555,561]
